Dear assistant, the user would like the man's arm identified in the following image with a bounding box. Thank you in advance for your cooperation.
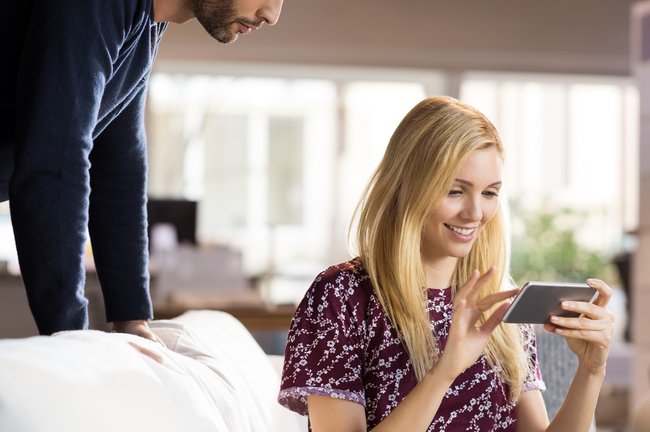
[88,86,153,324]
[10,0,136,334]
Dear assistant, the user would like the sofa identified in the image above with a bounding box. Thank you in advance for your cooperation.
[0,310,623,431]
[0,310,307,432]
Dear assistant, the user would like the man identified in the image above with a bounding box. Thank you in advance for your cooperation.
[1,0,283,340]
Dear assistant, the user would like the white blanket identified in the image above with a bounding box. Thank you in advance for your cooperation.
[0,310,302,432]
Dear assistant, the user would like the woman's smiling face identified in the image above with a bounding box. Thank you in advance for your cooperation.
[421,146,503,264]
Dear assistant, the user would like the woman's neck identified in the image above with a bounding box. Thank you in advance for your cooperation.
[422,256,457,289]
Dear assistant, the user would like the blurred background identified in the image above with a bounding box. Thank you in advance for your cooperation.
[1,0,649,430]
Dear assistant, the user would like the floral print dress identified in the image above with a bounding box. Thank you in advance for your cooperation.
[278,258,545,431]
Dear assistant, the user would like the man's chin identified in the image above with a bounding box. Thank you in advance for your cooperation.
[208,28,238,44]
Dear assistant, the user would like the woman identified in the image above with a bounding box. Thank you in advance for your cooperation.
[278,96,614,431]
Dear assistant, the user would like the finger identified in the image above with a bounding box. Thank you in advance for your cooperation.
[150,333,167,348]
[451,298,473,326]
[456,269,481,301]
[543,322,605,341]
[543,323,557,333]
[452,297,485,329]
[587,278,612,308]
[549,314,613,332]
[467,267,497,304]
[476,288,519,311]
[552,328,612,347]
[478,301,510,334]
[128,341,164,364]
[560,300,611,320]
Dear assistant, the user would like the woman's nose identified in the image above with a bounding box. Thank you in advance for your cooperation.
[461,197,483,222]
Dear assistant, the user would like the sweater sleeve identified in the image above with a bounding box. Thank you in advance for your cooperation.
[9,0,152,334]
[88,86,152,322]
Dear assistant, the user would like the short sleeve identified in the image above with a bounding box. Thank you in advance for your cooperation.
[521,324,547,393]
[278,264,368,415]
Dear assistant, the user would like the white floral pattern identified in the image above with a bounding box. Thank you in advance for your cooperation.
[278,258,545,431]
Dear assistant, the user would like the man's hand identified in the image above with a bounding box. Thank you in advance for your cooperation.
[112,319,165,346]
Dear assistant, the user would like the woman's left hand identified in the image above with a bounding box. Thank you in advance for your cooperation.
[543,279,615,374]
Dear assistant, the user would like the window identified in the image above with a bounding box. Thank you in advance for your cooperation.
[147,65,638,302]
[147,65,443,296]
[461,73,639,252]
[148,74,339,276]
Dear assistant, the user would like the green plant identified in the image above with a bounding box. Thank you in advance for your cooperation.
[509,205,617,286]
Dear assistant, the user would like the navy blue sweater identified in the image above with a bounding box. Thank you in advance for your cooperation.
[4,0,167,333]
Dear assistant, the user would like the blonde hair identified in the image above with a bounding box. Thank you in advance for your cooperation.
[352,96,528,400]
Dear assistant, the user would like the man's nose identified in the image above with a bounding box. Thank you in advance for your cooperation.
[258,0,283,26]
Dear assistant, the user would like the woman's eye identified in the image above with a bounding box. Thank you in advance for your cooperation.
[448,190,462,197]
[483,191,499,198]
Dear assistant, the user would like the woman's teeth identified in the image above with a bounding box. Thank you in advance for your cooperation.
[446,224,475,235]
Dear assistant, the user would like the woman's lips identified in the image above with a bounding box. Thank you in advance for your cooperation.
[444,223,477,241]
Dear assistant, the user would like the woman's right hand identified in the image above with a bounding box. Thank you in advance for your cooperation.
[434,268,518,380]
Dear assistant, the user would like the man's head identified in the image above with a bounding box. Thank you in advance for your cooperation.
[192,0,284,44]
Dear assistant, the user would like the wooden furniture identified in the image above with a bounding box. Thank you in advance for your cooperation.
[155,302,296,332]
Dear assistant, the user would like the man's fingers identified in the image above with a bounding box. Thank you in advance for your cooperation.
[128,341,164,364]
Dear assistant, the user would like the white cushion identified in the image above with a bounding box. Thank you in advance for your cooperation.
[0,310,304,432]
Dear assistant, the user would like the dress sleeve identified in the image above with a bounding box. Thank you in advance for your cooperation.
[278,265,367,416]
[521,324,547,393]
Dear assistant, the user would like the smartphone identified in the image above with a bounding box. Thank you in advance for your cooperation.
[502,281,598,324]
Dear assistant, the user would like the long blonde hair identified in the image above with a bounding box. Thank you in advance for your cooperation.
[352,96,528,400]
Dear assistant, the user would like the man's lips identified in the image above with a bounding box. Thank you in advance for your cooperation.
[236,21,262,34]
[236,23,252,34]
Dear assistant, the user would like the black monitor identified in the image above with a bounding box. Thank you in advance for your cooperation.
[147,198,197,246]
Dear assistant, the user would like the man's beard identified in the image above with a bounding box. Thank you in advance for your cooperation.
[192,0,239,44]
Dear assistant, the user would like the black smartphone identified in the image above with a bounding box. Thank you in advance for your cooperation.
[502,281,598,324]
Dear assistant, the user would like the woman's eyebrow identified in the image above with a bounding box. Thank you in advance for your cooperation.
[454,179,503,188]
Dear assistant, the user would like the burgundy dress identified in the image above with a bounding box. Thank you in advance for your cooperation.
[278,258,545,431]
